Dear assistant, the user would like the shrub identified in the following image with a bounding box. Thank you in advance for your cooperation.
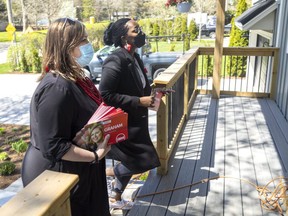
[169,44,176,52]
[0,127,6,135]
[203,55,214,77]
[158,20,165,38]
[173,16,183,40]
[198,55,214,77]
[188,19,198,41]
[0,161,15,176]
[0,152,9,161]
[152,23,159,36]
[138,19,153,36]
[85,22,109,51]
[7,32,46,73]
[184,37,190,51]
[228,0,249,77]
[11,139,28,153]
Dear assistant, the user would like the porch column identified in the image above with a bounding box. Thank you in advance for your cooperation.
[212,0,225,99]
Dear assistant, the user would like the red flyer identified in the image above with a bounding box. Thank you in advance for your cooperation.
[149,88,175,111]
[149,90,163,111]
[73,103,128,148]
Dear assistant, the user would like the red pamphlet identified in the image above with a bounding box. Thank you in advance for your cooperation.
[149,90,163,111]
[149,88,175,111]
[73,103,128,147]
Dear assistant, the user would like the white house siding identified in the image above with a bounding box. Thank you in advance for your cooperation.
[247,30,273,93]
[248,0,288,120]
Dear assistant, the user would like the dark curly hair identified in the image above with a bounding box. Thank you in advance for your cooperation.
[103,18,131,47]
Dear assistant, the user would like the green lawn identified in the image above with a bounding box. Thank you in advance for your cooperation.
[0,63,13,74]
[0,31,23,43]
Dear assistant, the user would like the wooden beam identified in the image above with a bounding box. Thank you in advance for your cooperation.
[212,0,225,99]
[1,170,79,216]
[199,47,279,56]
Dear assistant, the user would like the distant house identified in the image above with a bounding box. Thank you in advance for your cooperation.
[235,0,288,120]
[111,12,130,21]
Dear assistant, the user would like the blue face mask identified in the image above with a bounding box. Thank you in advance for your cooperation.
[75,43,94,67]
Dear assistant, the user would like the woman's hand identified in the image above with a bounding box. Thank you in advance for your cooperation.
[139,96,155,108]
[96,134,111,160]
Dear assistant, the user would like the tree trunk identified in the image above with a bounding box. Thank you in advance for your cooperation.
[20,0,27,32]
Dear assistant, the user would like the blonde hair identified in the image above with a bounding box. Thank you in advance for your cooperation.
[39,18,87,81]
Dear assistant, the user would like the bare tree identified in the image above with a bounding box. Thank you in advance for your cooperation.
[100,0,115,21]
[0,0,8,21]
[41,0,63,22]
[19,0,27,31]
[19,0,63,30]
[191,0,217,15]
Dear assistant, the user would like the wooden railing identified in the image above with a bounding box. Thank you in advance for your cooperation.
[197,47,279,98]
[154,47,199,175]
[0,170,79,216]
[154,46,279,175]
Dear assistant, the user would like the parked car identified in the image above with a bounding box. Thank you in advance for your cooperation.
[36,19,49,27]
[200,23,231,39]
[88,45,117,82]
[141,51,182,82]
[88,45,182,83]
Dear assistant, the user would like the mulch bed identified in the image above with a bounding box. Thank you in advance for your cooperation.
[0,124,30,189]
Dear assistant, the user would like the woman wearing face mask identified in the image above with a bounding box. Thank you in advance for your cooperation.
[21,18,111,216]
[99,18,161,209]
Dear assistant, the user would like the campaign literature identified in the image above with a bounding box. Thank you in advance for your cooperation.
[73,103,128,148]
[149,88,175,111]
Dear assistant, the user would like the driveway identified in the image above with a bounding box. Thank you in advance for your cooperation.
[0,42,11,64]
[0,74,39,125]
[0,74,157,141]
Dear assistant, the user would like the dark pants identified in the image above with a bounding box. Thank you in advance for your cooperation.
[113,162,142,193]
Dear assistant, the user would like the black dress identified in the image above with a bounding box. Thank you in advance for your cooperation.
[21,73,110,216]
[99,48,161,173]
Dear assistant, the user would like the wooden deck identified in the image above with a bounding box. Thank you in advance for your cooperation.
[128,95,288,216]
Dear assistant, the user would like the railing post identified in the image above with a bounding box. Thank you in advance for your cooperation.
[157,93,169,175]
[195,55,199,92]
[184,64,189,120]
[270,49,279,100]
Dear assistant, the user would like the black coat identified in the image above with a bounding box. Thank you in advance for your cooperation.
[99,48,160,172]
[22,73,110,216]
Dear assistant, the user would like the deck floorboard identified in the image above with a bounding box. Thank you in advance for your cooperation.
[128,95,287,216]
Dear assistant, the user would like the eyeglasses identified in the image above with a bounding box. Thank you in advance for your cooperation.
[62,17,76,29]
[133,26,142,34]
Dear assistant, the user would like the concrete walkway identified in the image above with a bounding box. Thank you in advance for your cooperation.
[0,74,39,125]
[0,42,11,64]
[0,74,156,215]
